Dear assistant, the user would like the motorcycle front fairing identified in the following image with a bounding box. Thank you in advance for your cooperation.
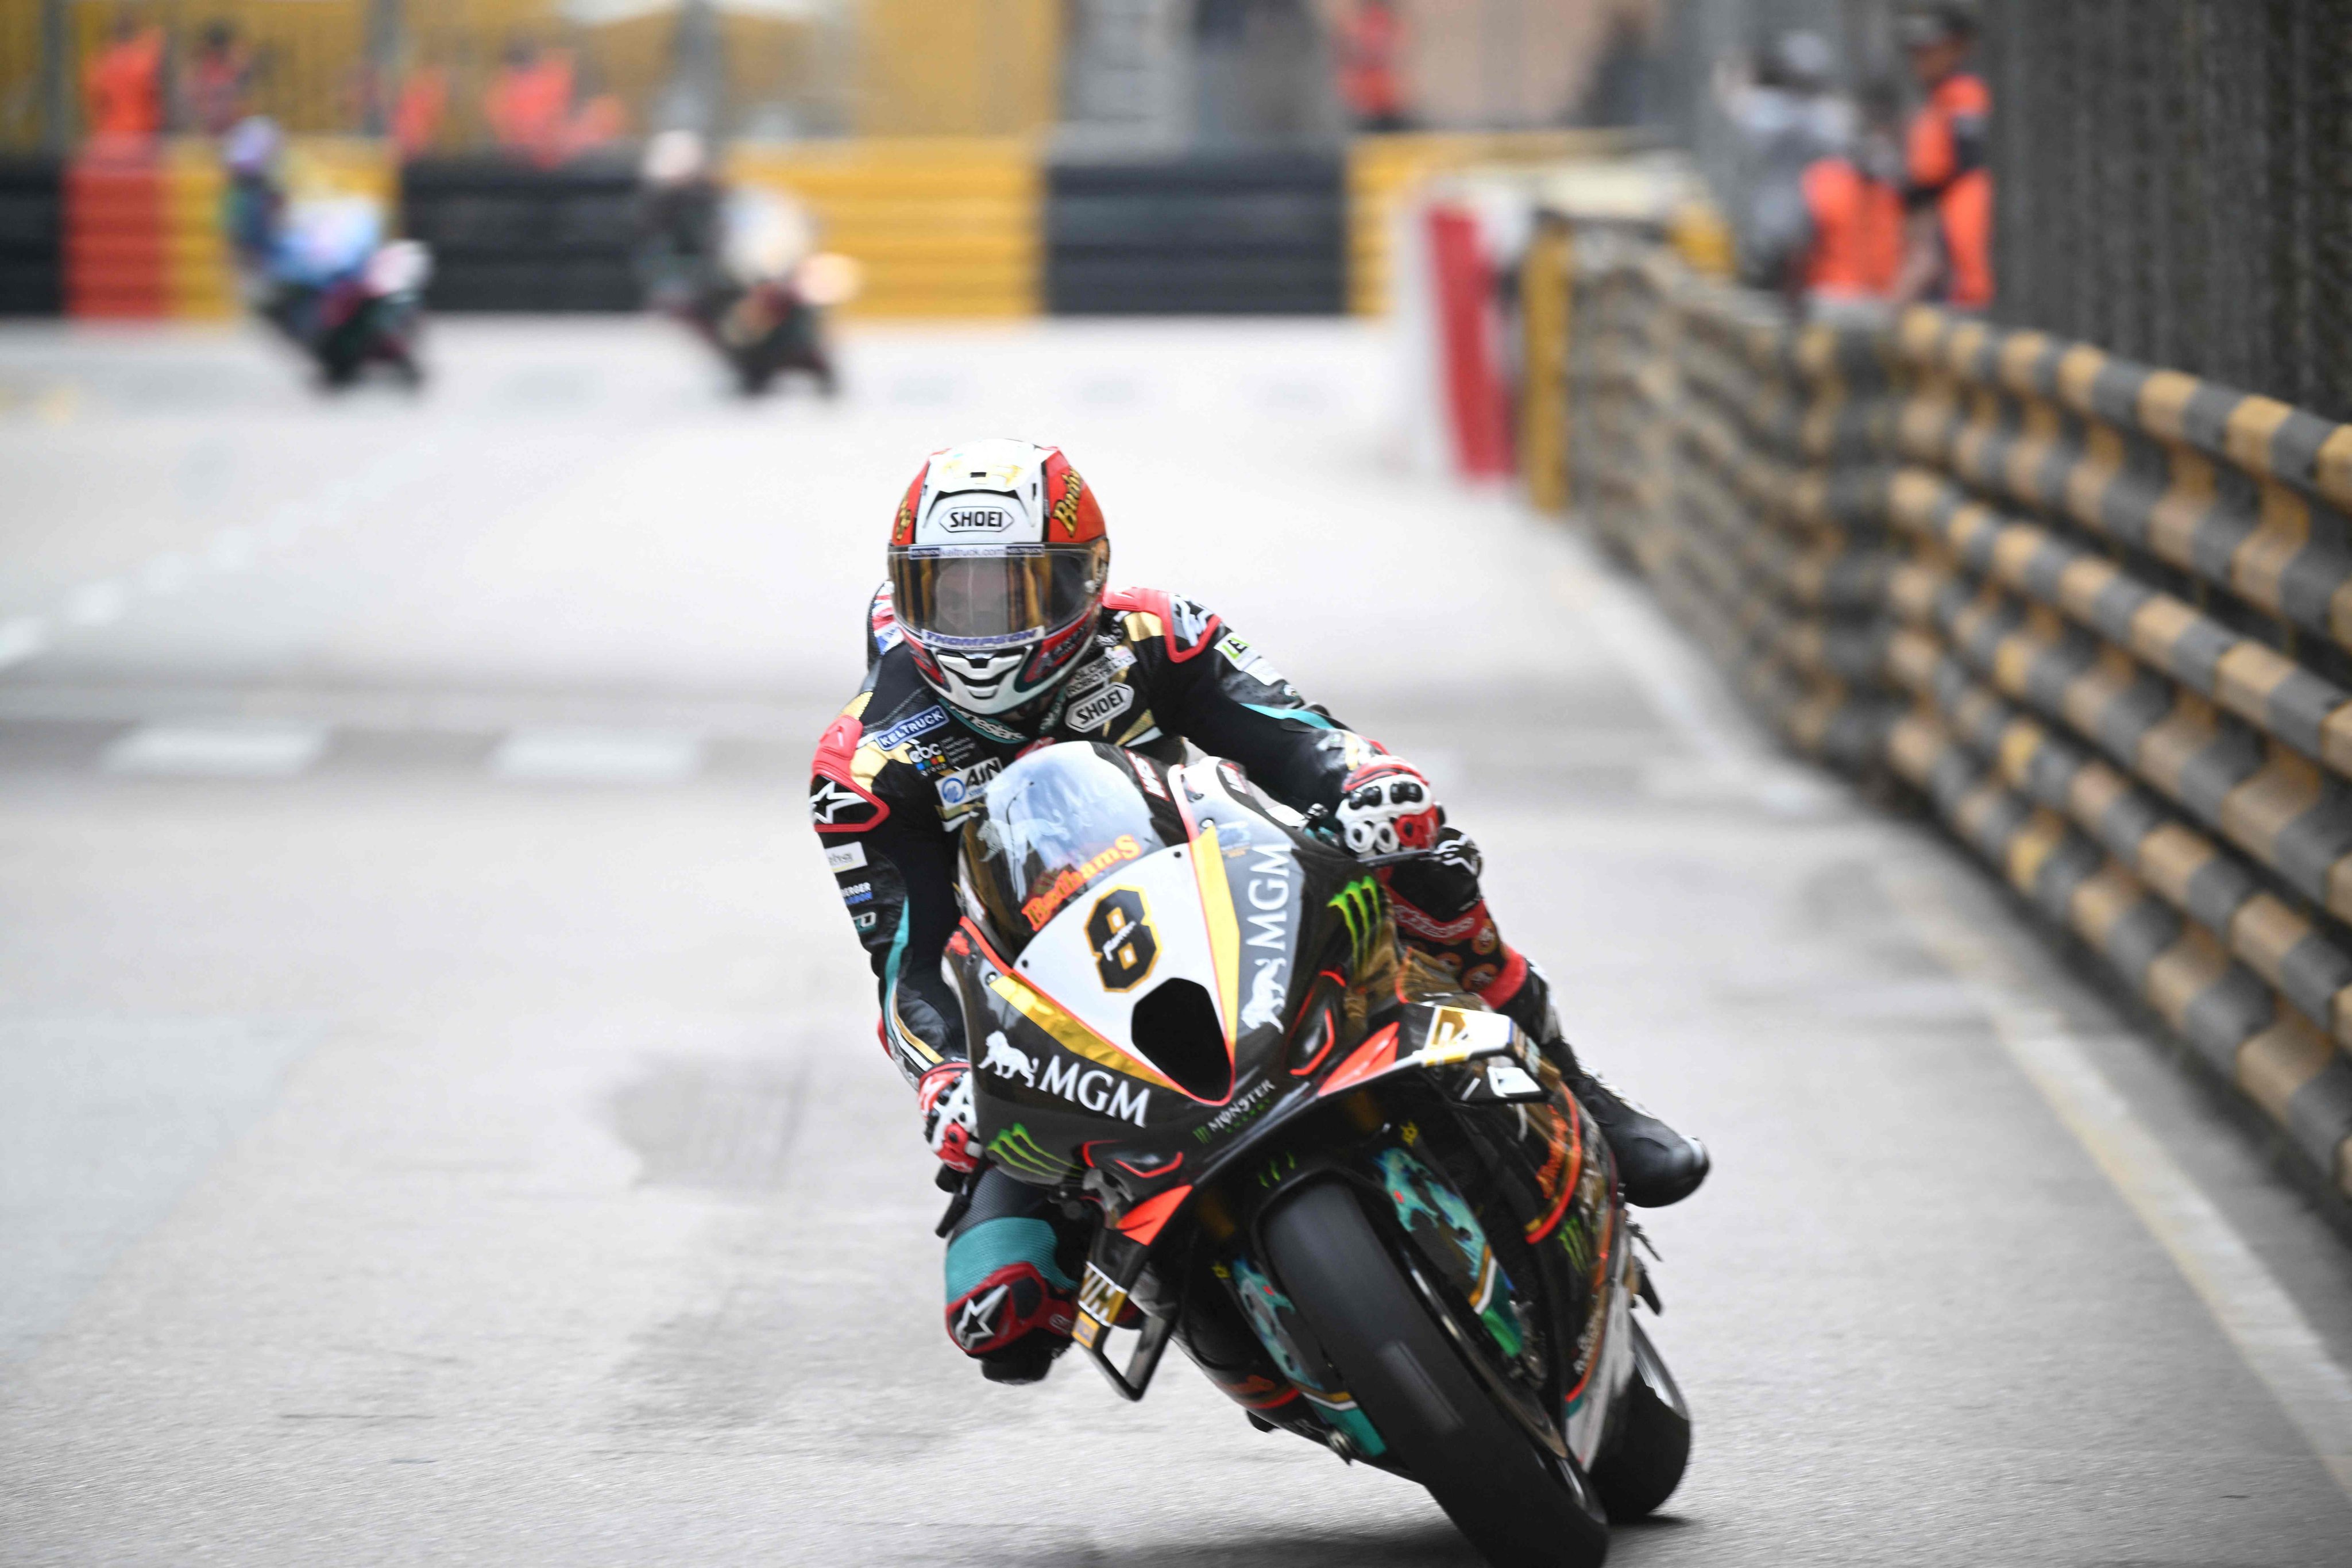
[946,746,1640,1467]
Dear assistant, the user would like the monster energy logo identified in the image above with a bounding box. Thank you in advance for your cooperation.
[1328,876,1382,971]
[988,1122,1073,1180]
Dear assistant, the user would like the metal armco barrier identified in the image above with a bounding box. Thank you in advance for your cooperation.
[0,156,60,315]
[1045,152,1345,316]
[1552,240,2352,1201]
[401,161,638,313]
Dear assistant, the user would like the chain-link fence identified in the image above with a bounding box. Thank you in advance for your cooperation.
[1983,0,2352,422]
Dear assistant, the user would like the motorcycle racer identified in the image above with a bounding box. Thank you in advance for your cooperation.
[812,438,1708,1384]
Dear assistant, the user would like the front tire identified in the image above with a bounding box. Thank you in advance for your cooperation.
[1264,1179,1610,1568]
[1589,1316,1689,1521]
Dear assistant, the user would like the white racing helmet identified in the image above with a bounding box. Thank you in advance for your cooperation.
[887,439,1110,720]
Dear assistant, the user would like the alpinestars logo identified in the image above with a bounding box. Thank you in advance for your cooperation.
[809,775,882,831]
[952,1284,1009,1351]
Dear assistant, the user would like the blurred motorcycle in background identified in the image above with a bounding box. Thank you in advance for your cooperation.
[226,118,432,391]
[635,129,858,398]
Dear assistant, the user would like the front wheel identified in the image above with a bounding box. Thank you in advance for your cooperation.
[1589,1316,1689,1521]
[1264,1179,1610,1568]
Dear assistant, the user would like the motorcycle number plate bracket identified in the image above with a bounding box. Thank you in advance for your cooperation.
[1077,1305,1175,1402]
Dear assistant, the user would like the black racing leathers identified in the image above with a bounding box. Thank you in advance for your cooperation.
[810,584,1554,1092]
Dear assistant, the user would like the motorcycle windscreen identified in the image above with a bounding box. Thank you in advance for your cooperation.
[890,542,1106,646]
[964,744,1179,951]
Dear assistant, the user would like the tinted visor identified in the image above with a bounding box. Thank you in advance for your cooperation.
[891,543,1105,646]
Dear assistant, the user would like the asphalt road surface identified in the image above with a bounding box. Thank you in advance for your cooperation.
[2,318,2350,1567]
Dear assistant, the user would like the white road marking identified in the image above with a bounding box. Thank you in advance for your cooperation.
[1,433,454,677]
[102,723,329,778]
[490,728,704,785]
[1886,866,2352,1501]
[0,617,47,668]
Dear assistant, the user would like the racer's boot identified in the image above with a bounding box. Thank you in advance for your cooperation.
[1497,976,1709,1209]
[1553,1047,1710,1208]
[1380,830,1708,1206]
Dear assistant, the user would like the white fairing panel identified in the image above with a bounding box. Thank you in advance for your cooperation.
[1013,840,1233,1094]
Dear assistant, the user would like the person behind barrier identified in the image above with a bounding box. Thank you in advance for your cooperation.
[184,21,253,138]
[83,14,164,146]
[1717,30,1851,293]
[1893,3,1991,309]
[1790,81,1906,320]
[809,439,1710,1385]
[1336,0,1409,133]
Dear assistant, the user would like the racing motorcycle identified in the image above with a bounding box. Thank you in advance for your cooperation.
[944,743,1691,1568]
[644,184,855,397]
[256,198,430,390]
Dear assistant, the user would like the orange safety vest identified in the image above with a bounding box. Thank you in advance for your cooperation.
[1906,71,1992,307]
[1802,157,1904,296]
[84,28,164,141]
[1338,7,1404,121]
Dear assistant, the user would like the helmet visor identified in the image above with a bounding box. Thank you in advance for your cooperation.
[890,544,1105,647]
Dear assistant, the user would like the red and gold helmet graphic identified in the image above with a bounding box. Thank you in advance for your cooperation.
[885,439,1111,718]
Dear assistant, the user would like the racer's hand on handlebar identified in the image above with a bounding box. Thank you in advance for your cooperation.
[918,1061,982,1174]
[1335,757,1444,863]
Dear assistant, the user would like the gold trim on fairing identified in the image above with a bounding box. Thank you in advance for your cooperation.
[1181,806,1242,1057]
[984,968,1180,1092]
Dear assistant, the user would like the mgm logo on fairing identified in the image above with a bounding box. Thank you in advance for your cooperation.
[1041,1056,1151,1125]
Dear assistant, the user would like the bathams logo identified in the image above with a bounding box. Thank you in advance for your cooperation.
[1020,833,1144,930]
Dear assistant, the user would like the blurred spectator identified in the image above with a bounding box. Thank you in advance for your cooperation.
[84,14,165,146]
[1894,3,1991,308]
[1336,0,1409,132]
[485,40,575,167]
[1716,30,1849,291]
[485,38,624,168]
[184,21,253,137]
[1790,82,1905,320]
[393,65,451,159]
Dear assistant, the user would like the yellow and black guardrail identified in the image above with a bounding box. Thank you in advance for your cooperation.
[1544,238,2352,1202]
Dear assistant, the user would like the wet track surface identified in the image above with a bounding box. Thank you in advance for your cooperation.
[2,319,2350,1565]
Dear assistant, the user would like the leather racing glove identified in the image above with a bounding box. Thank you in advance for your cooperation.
[917,1060,982,1174]
[1335,757,1445,862]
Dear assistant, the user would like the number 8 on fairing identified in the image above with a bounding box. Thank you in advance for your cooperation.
[1086,887,1159,991]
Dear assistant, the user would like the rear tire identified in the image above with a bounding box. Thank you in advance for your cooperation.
[1264,1179,1610,1568]
[1589,1317,1689,1521]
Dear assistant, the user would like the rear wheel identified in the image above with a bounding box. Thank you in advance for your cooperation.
[1589,1316,1689,1521]
[1264,1179,1610,1568]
